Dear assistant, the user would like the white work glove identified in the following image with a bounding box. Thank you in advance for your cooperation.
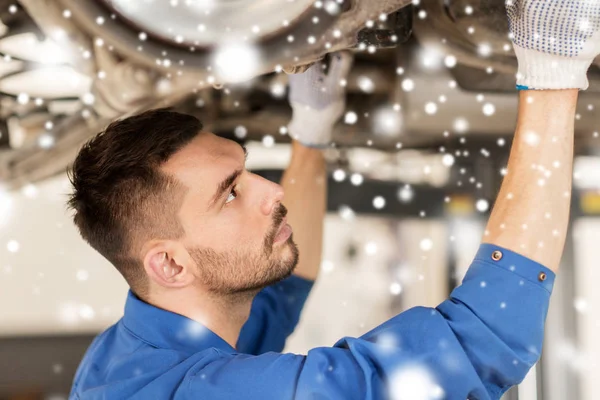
[507,0,600,90]
[286,51,353,148]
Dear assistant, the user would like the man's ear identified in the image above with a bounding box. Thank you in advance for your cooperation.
[142,242,195,289]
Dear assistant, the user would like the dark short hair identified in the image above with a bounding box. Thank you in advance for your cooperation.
[66,108,203,297]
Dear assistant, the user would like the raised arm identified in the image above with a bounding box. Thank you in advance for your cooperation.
[483,89,576,272]
[279,141,327,281]
[431,87,577,396]
[484,0,600,271]
[432,1,600,396]
[283,51,353,281]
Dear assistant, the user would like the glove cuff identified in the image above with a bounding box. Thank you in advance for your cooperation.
[513,43,592,90]
[287,101,344,147]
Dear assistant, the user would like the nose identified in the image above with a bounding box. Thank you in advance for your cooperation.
[260,178,284,216]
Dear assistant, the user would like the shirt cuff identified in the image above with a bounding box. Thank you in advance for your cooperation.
[474,243,556,294]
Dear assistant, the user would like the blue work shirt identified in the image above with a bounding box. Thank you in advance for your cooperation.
[70,243,555,399]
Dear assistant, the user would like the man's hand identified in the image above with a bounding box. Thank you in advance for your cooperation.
[286,51,354,148]
[507,0,600,90]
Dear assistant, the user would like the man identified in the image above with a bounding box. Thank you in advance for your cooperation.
[69,1,599,399]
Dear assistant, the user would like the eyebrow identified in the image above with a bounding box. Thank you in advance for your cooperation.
[207,144,248,209]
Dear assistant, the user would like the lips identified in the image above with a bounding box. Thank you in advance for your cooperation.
[276,217,287,234]
[273,217,292,245]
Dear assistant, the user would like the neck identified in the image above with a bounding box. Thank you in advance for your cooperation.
[149,286,258,349]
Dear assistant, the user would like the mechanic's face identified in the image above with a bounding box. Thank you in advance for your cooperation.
[163,132,298,295]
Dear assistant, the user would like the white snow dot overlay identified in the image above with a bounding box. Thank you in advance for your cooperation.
[373,196,386,209]
[389,364,445,400]
[420,238,433,251]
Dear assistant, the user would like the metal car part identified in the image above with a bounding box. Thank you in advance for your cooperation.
[105,0,318,48]
[0,0,414,189]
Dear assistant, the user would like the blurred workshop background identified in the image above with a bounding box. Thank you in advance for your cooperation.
[1,1,600,399]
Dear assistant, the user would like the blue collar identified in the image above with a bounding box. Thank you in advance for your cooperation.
[122,290,236,355]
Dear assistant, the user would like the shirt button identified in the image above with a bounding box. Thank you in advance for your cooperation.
[491,250,503,261]
[538,272,547,282]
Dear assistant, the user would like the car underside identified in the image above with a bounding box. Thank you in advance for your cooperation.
[1,0,600,190]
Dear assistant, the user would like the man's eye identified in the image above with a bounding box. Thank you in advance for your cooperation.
[225,188,238,204]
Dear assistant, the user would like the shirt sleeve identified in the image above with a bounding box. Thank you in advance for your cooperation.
[236,274,315,355]
[186,243,555,400]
